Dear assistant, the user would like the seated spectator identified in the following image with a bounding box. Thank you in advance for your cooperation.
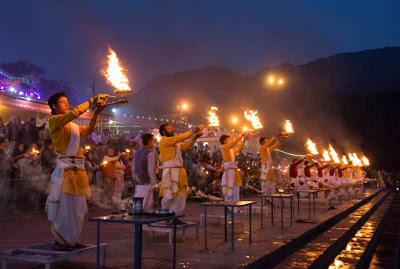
[41,139,57,176]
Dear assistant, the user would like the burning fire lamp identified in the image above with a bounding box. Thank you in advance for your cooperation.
[342,155,349,165]
[362,156,370,166]
[322,149,331,162]
[329,144,340,164]
[278,188,284,193]
[102,160,108,166]
[84,145,91,151]
[126,148,131,153]
[283,120,294,137]
[100,46,132,106]
[207,106,220,132]
[306,139,319,155]
[350,153,362,167]
[31,148,40,156]
[244,110,263,132]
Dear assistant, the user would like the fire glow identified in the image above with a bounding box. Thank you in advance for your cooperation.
[306,139,319,155]
[323,149,331,162]
[244,110,263,130]
[208,106,220,128]
[103,47,132,94]
[284,120,294,134]
[362,156,370,166]
[342,155,349,165]
[329,144,340,164]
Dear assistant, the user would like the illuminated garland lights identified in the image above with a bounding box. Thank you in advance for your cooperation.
[274,149,318,162]
[0,69,33,85]
[0,69,42,100]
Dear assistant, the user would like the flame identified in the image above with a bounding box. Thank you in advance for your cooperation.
[244,110,263,130]
[126,149,131,153]
[207,106,220,127]
[102,160,108,165]
[306,139,319,155]
[350,153,362,166]
[103,47,132,94]
[84,145,91,151]
[362,156,370,166]
[322,149,331,162]
[31,148,40,155]
[329,144,340,163]
[342,155,349,165]
[284,120,294,133]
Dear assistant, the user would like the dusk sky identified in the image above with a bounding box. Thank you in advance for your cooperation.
[1,0,400,94]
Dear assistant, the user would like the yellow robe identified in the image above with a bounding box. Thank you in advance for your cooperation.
[159,131,194,197]
[48,101,97,199]
[221,134,244,185]
[259,137,280,180]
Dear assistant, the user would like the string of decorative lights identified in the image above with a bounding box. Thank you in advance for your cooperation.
[0,69,33,85]
[274,149,319,162]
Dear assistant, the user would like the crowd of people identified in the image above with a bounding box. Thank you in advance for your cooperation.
[0,113,394,216]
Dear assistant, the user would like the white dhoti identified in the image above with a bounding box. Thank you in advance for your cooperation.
[222,151,240,212]
[51,192,87,246]
[162,195,186,213]
[261,180,275,196]
[46,122,86,247]
[260,154,275,196]
[306,177,318,189]
[327,176,336,186]
[297,177,310,197]
[161,143,186,213]
[318,177,328,188]
[134,185,154,211]
[290,177,298,189]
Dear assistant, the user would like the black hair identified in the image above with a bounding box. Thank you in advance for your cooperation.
[159,124,170,136]
[220,135,230,144]
[44,138,53,146]
[292,158,298,163]
[48,92,67,115]
[304,161,310,165]
[142,134,154,146]
[259,137,266,144]
[0,137,7,144]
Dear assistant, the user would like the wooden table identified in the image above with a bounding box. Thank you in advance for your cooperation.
[199,201,256,251]
[89,213,184,269]
[259,194,295,230]
[292,189,318,219]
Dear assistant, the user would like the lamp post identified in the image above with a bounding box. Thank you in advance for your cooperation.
[177,103,188,123]
[265,75,285,134]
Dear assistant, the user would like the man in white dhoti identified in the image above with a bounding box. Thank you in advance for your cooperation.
[46,92,106,251]
[317,161,330,188]
[303,161,319,189]
[159,124,204,223]
[133,134,158,211]
[327,165,338,186]
[258,133,286,203]
[289,157,310,197]
[220,132,251,212]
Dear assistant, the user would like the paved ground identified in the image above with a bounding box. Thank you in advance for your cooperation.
[0,187,381,268]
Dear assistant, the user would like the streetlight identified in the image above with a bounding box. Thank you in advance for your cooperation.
[266,75,285,86]
[177,102,189,123]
